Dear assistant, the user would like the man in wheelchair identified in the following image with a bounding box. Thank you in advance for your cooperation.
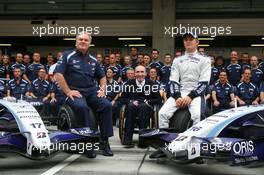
[120,65,161,147]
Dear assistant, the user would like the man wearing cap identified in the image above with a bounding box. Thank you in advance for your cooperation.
[150,32,211,158]
[159,32,211,128]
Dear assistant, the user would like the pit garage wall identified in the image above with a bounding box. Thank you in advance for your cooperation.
[0,18,264,57]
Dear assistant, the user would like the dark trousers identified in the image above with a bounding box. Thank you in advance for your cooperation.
[124,102,153,143]
[66,94,113,138]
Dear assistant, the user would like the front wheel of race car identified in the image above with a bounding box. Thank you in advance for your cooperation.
[169,108,192,132]
[57,105,76,131]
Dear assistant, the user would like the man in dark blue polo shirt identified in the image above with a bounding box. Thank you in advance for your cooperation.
[226,50,243,86]
[250,55,263,87]
[54,32,113,158]
[7,53,26,80]
[236,68,259,106]
[6,67,30,99]
[211,71,235,113]
[25,52,45,83]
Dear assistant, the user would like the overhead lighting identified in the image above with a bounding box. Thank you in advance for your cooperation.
[261,37,264,40]
[90,44,95,47]
[48,1,56,4]
[0,44,11,46]
[63,38,75,41]
[128,44,146,47]
[118,37,142,40]
[198,38,215,41]
[198,44,210,47]
[251,44,264,47]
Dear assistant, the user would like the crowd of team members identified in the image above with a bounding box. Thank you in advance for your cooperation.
[1,47,264,122]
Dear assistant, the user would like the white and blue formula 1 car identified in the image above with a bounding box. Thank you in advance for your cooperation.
[0,98,99,160]
[140,105,264,166]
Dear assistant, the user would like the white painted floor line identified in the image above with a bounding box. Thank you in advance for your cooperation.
[41,154,81,175]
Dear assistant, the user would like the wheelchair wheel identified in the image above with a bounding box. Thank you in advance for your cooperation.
[119,105,126,143]
[169,108,192,132]
[151,105,159,128]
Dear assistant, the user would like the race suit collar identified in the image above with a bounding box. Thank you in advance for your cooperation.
[185,50,198,56]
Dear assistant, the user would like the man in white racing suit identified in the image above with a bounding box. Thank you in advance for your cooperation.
[158,32,211,128]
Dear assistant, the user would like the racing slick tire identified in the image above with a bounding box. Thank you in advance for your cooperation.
[57,104,97,131]
[169,108,192,132]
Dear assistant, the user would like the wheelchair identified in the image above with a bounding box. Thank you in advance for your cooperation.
[119,104,159,147]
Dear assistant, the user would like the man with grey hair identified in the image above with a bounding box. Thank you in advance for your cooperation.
[54,32,113,158]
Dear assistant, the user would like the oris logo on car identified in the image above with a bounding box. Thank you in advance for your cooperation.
[232,140,254,155]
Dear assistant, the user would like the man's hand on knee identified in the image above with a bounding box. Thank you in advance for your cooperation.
[67,90,82,100]
[97,89,106,98]
[181,96,192,107]
[175,98,183,107]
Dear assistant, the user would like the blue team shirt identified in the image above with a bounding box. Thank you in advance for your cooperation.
[226,63,242,86]
[54,50,105,94]
[30,78,52,98]
[212,82,233,103]
[7,79,29,99]
[251,68,263,87]
[148,61,164,76]
[8,63,26,78]
[236,82,259,105]
[26,63,45,82]
[160,65,171,84]
[210,67,219,85]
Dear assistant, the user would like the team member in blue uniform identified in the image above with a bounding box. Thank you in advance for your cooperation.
[105,67,122,126]
[226,50,243,86]
[250,56,263,87]
[54,32,113,158]
[211,71,235,113]
[96,53,106,74]
[6,67,30,99]
[120,65,161,147]
[236,68,259,106]
[130,46,138,68]
[25,52,45,83]
[215,56,226,72]
[148,67,166,103]
[120,55,132,82]
[23,54,31,68]
[107,53,121,82]
[30,68,52,115]
[160,53,172,85]
[239,52,250,70]
[149,49,164,78]
[7,53,26,80]
[210,56,220,85]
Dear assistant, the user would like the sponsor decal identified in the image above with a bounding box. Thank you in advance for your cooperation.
[232,140,254,156]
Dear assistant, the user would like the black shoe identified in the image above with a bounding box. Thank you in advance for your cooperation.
[85,148,96,158]
[149,150,166,159]
[100,141,114,156]
[122,140,135,148]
